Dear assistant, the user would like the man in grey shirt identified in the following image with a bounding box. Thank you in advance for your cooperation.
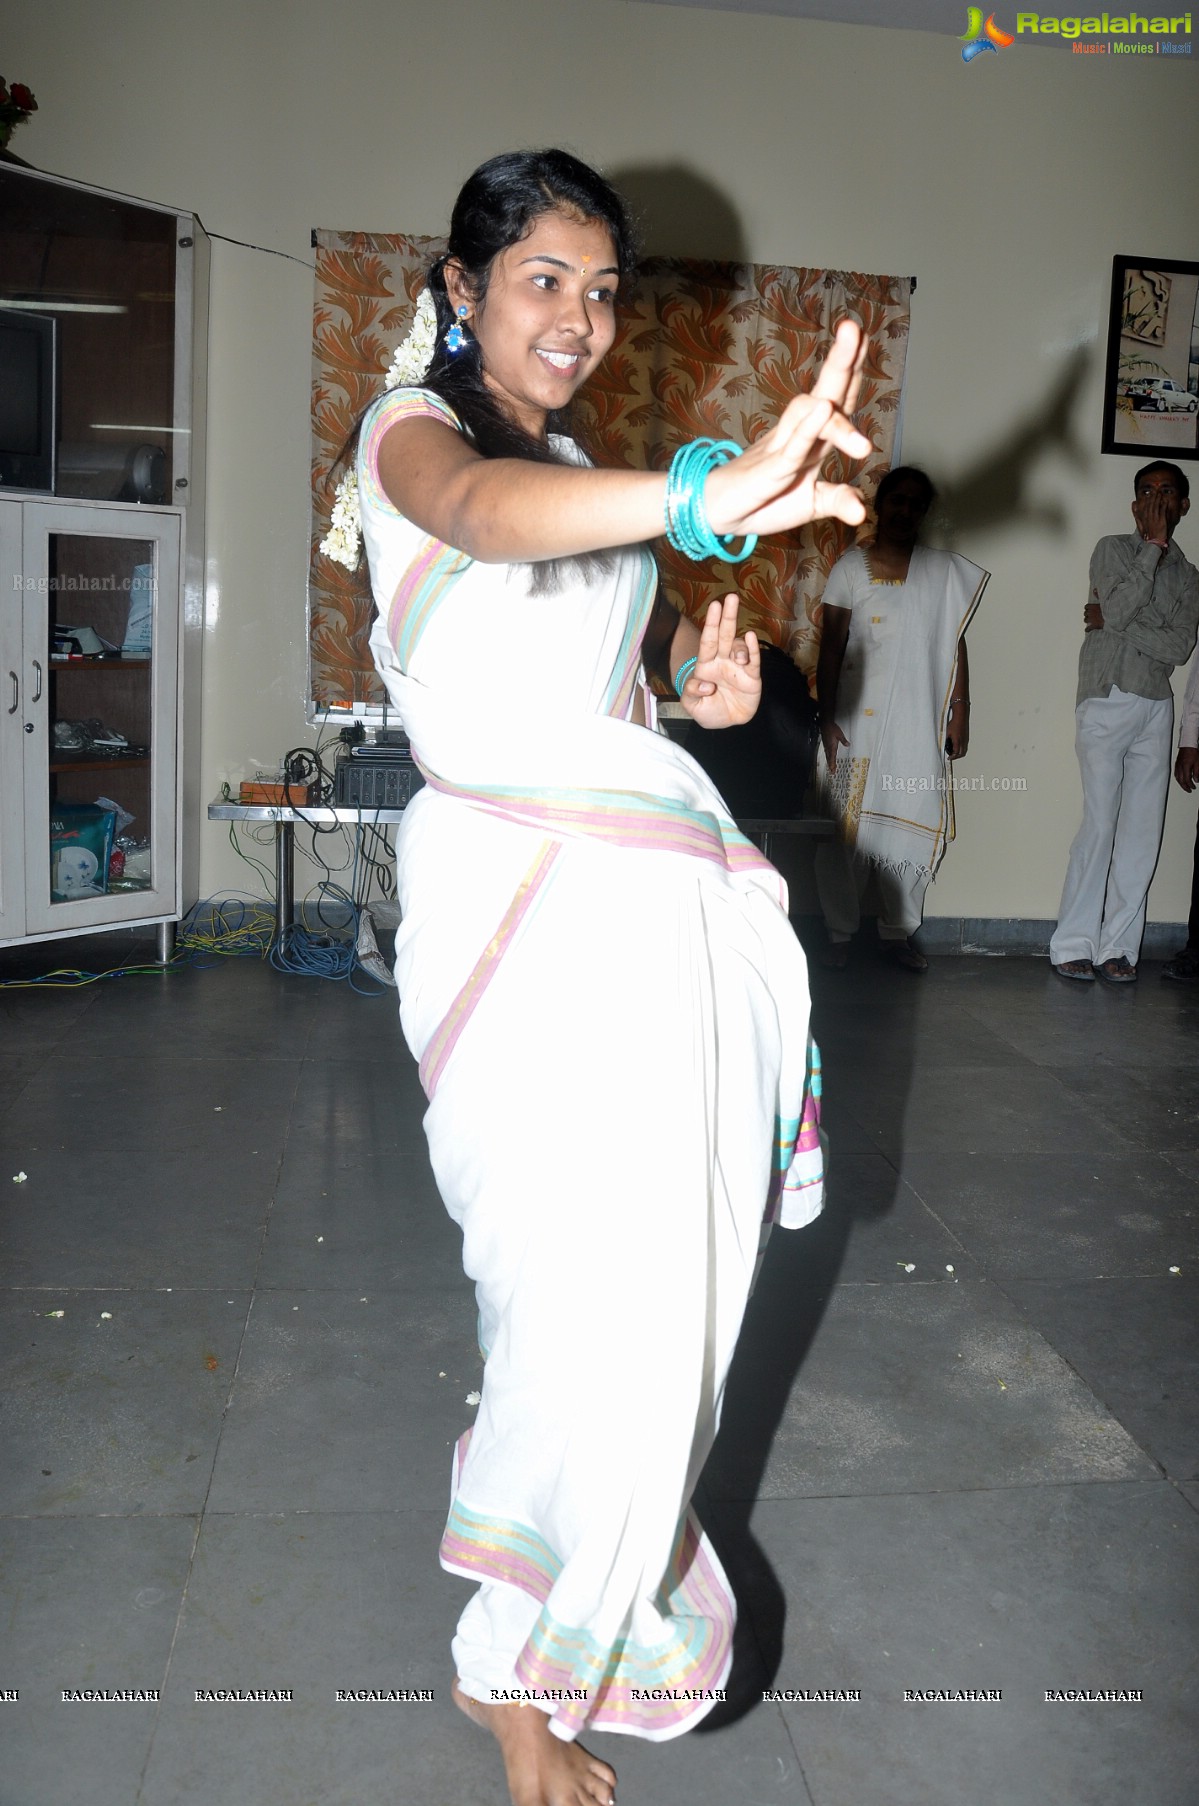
[1050,461,1198,983]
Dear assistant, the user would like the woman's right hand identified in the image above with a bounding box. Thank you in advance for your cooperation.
[704,319,872,539]
[821,721,850,773]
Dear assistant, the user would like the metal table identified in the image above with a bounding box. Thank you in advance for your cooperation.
[207,800,409,941]
[208,800,833,943]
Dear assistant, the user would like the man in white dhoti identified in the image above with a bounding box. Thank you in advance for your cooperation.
[814,468,988,972]
[345,149,873,1806]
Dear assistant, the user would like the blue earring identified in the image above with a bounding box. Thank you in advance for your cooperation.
[445,306,469,354]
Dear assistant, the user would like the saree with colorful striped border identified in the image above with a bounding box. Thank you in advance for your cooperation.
[358,388,823,1743]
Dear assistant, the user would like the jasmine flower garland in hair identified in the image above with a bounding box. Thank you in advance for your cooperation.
[319,469,362,571]
[382,287,438,389]
[319,289,438,570]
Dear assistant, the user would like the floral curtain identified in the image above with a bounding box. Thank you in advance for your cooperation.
[310,230,910,708]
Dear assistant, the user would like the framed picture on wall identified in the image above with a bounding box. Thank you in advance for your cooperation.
[1101,255,1199,460]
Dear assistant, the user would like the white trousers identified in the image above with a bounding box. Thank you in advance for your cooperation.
[1049,686,1173,968]
[815,839,930,942]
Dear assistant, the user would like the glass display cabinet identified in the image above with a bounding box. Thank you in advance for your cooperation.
[0,165,207,956]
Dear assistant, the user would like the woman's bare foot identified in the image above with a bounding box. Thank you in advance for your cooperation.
[452,1677,617,1806]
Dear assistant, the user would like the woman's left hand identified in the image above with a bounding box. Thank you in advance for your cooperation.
[680,595,762,729]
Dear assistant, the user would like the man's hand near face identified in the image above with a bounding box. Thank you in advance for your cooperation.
[1132,467,1189,549]
[1134,487,1172,547]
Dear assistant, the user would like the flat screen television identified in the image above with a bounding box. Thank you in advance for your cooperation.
[0,307,57,493]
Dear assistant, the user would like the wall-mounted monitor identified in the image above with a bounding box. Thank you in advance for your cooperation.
[0,306,58,493]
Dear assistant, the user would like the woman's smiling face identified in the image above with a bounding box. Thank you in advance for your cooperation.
[450,210,620,438]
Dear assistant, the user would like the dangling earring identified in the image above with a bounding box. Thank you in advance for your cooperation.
[445,305,470,354]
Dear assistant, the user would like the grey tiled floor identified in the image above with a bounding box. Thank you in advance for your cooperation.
[1,932,1196,1806]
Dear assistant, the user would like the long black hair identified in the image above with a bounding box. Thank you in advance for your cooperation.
[422,148,637,466]
[874,465,937,512]
[335,152,636,586]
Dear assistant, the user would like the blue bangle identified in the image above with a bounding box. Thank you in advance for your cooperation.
[665,439,757,564]
[674,655,698,697]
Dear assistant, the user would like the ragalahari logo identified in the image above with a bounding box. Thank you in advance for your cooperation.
[961,7,1017,56]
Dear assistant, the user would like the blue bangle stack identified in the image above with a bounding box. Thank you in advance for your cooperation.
[673,655,699,698]
[665,439,757,565]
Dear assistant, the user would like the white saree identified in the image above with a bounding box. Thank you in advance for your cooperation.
[358,389,823,1744]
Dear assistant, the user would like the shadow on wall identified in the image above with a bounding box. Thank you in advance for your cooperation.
[931,344,1092,544]
[613,165,1094,555]
[609,161,749,262]
[613,160,1094,537]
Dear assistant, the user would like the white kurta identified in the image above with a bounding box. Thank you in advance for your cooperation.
[357,386,822,1743]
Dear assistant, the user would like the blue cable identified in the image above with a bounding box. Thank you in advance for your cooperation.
[268,834,389,995]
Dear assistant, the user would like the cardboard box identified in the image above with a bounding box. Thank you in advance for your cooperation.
[237,781,320,807]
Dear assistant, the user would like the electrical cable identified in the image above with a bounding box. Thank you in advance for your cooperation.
[356,820,395,902]
[269,845,389,995]
[3,746,400,992]
[225,818,276,892]
[175,895,276,961]
[0,959,185,990]
[206,229,315,271]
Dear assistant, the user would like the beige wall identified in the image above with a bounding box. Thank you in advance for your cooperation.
[7,0,1199,922]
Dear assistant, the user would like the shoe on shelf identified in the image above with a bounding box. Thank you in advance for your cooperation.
[888,939,928,973]
[1053,959,1095,982]
[52,719,87,751]
[1161,948,1199,982]
[79,717,128,748]
[1097,956,1137,984]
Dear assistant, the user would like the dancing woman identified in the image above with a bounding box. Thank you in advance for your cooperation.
[355,149,870,1806]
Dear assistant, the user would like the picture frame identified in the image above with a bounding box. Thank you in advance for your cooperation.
[1101,254,1199,460]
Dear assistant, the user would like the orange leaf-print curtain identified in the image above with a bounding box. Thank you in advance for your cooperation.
[309,231,910,707]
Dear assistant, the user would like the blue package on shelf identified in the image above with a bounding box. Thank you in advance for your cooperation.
[49,803,116,900]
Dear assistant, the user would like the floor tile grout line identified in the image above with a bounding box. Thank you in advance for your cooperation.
[833,1267,1196,1286]
[133,1106,303,1805]
[852,1158,978,1269]
[0,1048,55,1120]
[4,1476,1190,1527]
[693,1486,820,1805]
[132,1270,270,1802]
[0,1280,473,1295]
[0,1505,457,1522]
[971,1269,1175,1485]
[772,1699,821,1806]
[873,1162,1193,1283]
[1160,1148,1199,1180]
[723,1473,1181,1508]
